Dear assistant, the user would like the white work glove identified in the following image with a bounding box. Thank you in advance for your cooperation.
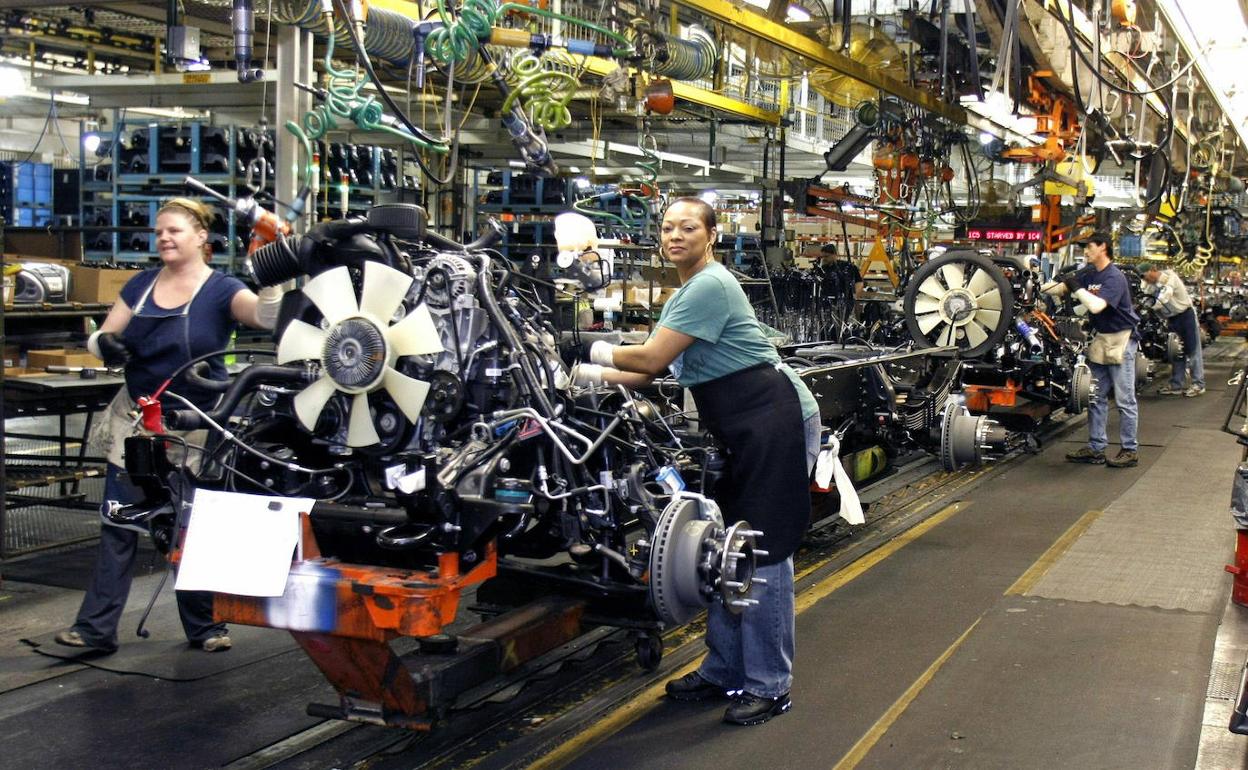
[255,283,289,330]
[1072,287,1108,314]
[589,340,616,367]
[570,363,605,386]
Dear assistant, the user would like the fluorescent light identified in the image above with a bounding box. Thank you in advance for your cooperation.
[787,5,811,22]
[699,190,719,206]
[0,66,26,98]
[1153,0,1248,154]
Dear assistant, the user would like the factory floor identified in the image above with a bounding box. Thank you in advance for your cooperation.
[1,345,1247,769]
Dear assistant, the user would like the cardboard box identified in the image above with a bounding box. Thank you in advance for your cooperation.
[26,347,103,370]
[4,366,53,378]
[69,265,134,303]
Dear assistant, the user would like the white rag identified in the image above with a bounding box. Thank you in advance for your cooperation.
[814,434,864,525]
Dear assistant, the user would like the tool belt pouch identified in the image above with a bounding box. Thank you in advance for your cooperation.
[89,389,138,467]
[1086,329,1131,365]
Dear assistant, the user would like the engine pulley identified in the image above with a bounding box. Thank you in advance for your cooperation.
[648,493,758,626]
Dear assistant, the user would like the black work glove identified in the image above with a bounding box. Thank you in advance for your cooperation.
[1062,275,1081,294]
[558,339,587,366]
[97,332,133,368]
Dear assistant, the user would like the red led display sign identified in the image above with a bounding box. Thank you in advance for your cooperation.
[965,228,1043,242]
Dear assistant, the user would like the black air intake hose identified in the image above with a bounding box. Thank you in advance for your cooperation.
[247,234,305,286]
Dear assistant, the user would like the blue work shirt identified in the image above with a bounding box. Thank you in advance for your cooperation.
[1078,262,1139,338]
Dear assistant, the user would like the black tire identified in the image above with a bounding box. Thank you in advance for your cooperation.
[904,251,1015,358]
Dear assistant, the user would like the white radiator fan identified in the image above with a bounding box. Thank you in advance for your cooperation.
[276,262,444,447]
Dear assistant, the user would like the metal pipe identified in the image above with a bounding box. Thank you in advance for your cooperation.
[233,0,265,82]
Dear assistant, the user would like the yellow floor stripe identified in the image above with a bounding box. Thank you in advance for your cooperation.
[527,657,705,770]
[831,617,983,770]
[530,500,970,769]
[796,501,966,613]
[1004,509,1104,596]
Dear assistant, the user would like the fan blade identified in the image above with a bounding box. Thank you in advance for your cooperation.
[913,295,941,314]
[276,319,326,364]
[293,376,337,431]
[917,312,943,335]
[939,324,958,347]
[976,288,1003,311]
[918,275,946,299]
[360,262,414,323]
[346,393,380,447]
[388,303,444,357]
[382,367,432,422]
[967,268,996,297]
[303,266,358,325]
[974,308,1001,329]
[938,262,966,290]
[964,321,988,348]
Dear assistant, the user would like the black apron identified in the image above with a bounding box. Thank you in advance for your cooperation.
[691,363,811,565]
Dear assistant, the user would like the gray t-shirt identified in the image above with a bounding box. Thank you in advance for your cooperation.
[1143,268,1191,317]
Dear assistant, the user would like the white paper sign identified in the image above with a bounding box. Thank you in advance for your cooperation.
[175,489,313,597]
[814,435,864,526]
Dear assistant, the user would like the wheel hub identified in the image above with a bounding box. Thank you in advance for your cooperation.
[648,494,758,626]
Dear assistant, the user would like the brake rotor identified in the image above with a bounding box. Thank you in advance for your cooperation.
[939,402,1007,472]
[648,494,756,626]
[1166,332,1184,364]
[1068,362,1093,414]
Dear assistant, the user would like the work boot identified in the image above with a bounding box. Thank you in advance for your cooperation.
[1185,385,1206,398]
[1065,447,1106,464]
[199,634,232,652]
[723,692,791,725]
[53,629,117,654]
[665,671,729,702]
[1106,449,1139,468]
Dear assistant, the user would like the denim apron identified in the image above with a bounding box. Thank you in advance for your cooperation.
[122,270,211,404]
[91,271,211,467]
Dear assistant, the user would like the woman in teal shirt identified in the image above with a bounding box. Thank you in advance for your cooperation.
[576,197,820,726]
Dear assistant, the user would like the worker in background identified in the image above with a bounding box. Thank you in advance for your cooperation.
[56,197,284,655]
[812,242,864,339]
[1138,261,1205,397]
[814,242,864,303]
[1057,232,1142,468]
[573,197,820,726]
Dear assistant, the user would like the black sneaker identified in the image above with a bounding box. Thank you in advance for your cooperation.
[1106,449,1138,468]
[1065,447,1106,464]
[665,671,729,702]
[723,692,791,725]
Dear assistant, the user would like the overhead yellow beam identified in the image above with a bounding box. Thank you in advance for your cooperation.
[673,0,968,125]
[580,56,781,124]
[367,0,782,124]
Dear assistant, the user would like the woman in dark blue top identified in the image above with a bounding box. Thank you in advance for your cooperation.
[56,197,282,654]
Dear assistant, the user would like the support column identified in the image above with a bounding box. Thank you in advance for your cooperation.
[276,24,313,232]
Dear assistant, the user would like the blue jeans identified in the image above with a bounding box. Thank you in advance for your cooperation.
[698,414,821,698]
[1168,309,1204,389]
[1087,339,1139,453]
[71,463,225,648]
